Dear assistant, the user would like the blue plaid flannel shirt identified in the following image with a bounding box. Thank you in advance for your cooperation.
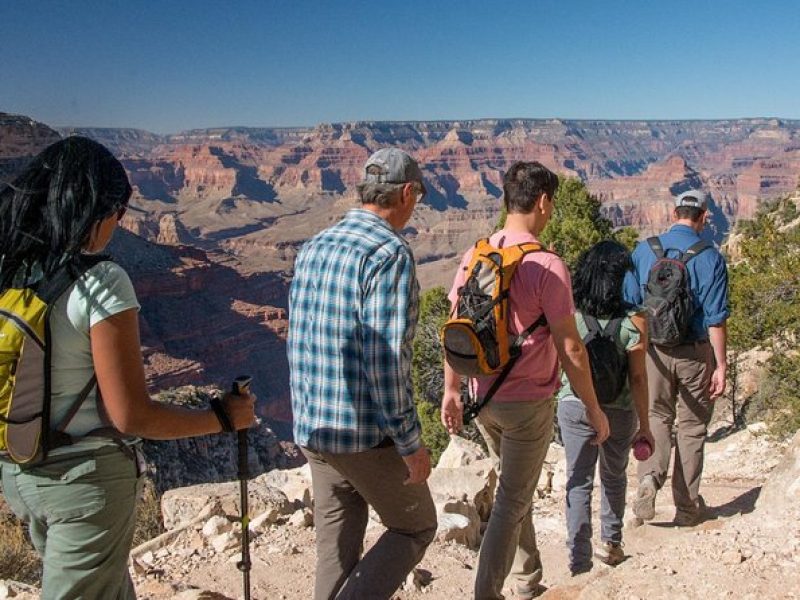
[287,209,422,456]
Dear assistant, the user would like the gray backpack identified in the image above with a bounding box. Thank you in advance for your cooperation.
[643,237,710,346]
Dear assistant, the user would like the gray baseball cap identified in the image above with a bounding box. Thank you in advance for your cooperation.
[363,148,425,188]
[675,190,708,210]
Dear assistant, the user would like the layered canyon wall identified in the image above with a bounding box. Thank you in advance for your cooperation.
[3,112,800,430]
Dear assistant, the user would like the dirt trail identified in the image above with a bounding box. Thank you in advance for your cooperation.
[127,424,799,600]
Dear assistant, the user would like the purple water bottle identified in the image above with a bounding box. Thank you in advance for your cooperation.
[633,437,653,461]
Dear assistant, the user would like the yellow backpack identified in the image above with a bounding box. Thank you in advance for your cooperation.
[441,238,548,422]
[0,257,105,464]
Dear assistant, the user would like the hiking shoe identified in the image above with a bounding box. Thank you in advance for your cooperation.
[514,582,547,599]
[569,563,592,577]
[674,496,706,527]
[594,541,625,566]
[673,510,700,527]
[632,475,657,521]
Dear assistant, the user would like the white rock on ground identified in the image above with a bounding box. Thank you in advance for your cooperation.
[161,481,292,529]
[428,458,497,521]
[248,508,281,532]
[288,508,314,528]
[201,515,232,537]
[437,436,488,468]
[262,464,313,508]
[210,531,239,554]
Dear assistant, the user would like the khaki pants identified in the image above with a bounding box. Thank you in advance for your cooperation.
[639,342,714,515]
[0,445,142,600]
[302,445,437,600]
[474,399,554,600]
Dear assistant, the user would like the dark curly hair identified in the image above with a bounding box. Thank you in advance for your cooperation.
[572,240,634,318]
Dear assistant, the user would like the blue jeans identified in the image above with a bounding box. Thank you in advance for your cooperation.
[557,400,636,573]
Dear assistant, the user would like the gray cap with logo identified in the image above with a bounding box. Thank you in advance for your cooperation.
[675,189,708,210]
[363,148,424,186]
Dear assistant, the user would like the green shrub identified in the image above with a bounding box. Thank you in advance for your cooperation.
[132,479,165,548]
[0,499,41,585]
[748,354,800,438]
[727,194,800,437]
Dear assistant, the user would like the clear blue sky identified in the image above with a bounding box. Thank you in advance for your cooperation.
[2,0,798,133]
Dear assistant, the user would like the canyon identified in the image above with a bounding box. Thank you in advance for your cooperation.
[3,112,800,428]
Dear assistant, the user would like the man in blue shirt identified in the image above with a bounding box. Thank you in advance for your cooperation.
[288,148,436,600]
[624,190,729,527]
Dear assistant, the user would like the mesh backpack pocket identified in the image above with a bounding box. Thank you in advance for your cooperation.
[442,239,545,376]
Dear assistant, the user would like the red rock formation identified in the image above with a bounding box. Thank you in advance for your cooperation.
[6,114,800,431]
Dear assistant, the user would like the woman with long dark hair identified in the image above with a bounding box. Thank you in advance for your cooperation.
[0,137,255,598]
[556,240,654,575]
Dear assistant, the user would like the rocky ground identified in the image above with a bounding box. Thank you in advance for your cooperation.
[2,422,798,600]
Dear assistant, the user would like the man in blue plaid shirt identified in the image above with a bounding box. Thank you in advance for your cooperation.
[288,148,436,600]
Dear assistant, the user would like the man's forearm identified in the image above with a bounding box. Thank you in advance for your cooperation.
[709,322,727,369]
[444,361,461,393]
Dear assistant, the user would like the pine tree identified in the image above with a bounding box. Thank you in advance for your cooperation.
[496,176,636,266]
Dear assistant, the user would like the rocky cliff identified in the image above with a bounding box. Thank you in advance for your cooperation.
[0,113,60,183]
[70,117,800,277]
[4,112,800,433]
[141,386,301,494]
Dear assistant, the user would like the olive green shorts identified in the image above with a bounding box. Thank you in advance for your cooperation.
[1,444,143,600]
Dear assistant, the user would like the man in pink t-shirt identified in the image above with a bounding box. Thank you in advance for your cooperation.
[442,161,610,599]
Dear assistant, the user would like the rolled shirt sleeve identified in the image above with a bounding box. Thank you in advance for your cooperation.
[699,253,730,327]
[361,248,422,456]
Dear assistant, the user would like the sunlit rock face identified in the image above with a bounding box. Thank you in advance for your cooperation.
[3,113,799,432]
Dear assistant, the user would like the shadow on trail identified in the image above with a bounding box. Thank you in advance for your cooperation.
[706,422,747,443]
[646,485,761,529]
[706,485,761,518]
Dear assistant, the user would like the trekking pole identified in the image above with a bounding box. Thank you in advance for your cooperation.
[232,375,253,600]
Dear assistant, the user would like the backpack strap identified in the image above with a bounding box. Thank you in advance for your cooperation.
[606,316,625,338]
[647,236,665,259]
[680,240,711,264]
[462,312,547,424]
[583,314,601,339]
[39,254,111,454]
[583,314,624,338]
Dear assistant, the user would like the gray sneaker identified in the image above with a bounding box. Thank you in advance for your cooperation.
[633,475,658,521]
[594,541,625,566]
[514,582,547,599]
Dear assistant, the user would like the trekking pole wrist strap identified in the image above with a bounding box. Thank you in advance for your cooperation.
[210,397,235,433]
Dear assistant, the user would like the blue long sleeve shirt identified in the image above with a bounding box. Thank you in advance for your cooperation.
[623,224,730,342]
[287,209,422,456]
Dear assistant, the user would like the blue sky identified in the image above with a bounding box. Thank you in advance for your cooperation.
[1,0,798,133]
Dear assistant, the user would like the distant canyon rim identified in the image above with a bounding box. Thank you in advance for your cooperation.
[2,112,799,429]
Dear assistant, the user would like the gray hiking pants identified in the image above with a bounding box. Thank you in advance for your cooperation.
[302,444,437,600]
[557,400,637,572]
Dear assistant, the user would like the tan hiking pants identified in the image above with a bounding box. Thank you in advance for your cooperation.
[638,342,714,515]
[474,399,554,600]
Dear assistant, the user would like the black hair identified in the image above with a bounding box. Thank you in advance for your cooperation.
[0,136,131,291]
[572,240,634,318]
[502,161,559,214]
[674,206,705,222]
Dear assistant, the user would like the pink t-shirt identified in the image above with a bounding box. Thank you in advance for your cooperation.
[448,229,575,401]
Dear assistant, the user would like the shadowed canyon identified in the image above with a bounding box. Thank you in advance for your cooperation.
[3,112,799,430]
